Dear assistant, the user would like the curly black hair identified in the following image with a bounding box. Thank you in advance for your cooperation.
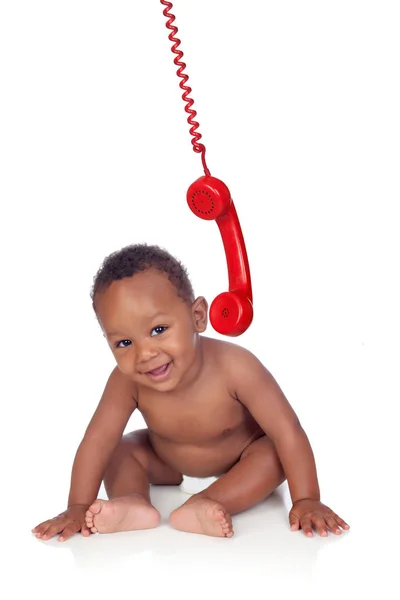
[91,243,195,307]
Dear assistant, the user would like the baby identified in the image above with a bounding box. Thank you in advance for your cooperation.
[32,244,349,541]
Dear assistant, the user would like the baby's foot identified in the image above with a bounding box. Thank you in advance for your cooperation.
[169,497,233,538]
[85,494,161,534]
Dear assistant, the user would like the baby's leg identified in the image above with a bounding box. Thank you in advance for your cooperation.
[86,429,182,534]
[169,436,285,537]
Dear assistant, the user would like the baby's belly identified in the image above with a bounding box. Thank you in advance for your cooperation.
[149,427,264,477]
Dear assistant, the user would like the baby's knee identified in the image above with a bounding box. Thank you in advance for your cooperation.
[242,437,285,478]
[108,429,152,471]
[263,445,285,482]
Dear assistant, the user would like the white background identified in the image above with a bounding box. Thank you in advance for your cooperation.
[1,1,399,598]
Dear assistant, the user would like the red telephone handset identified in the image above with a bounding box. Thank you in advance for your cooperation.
[187,176,253,336]
[160,2,254,335]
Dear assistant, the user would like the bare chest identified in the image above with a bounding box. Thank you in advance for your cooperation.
[136,384,251,445]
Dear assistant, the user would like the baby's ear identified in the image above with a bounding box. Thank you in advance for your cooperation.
[191,296,208,332]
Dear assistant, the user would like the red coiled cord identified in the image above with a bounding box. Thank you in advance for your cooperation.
[160,1,211,176]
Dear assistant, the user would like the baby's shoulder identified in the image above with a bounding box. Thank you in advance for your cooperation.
[201,337,274,400]
[202,336,260,373]
[109,365,139,402]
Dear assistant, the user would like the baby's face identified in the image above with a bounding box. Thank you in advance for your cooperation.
[95,270,207,392]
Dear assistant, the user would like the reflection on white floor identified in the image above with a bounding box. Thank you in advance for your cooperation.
[19,479,390,600]
[28,484,326,589]
[17,443,398,600]
[62,484,320,573]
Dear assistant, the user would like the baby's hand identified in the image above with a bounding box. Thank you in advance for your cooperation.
[289,499,350,537]
[32,504,91,542]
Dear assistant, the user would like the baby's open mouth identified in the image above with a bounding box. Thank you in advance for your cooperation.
[147,363,170,376]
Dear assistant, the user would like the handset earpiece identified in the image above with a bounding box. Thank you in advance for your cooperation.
[187,176,253,336]
[187,176,231,221]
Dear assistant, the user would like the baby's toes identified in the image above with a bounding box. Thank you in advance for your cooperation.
[221,521,231,533]
[85,510,94,527]
[85,517,98,533]
[223,527,233,538]
[224,530,233,538]
[219,511,230,525]
[220,515,233,537]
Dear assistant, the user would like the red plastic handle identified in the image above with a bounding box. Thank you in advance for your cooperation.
[216,202,253,304]
[187,176,253,336]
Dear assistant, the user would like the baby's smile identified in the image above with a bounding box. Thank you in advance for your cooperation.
[145,362,172,381]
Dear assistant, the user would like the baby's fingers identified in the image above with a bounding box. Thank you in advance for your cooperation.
[80,524,91,537]
[334,514,350,531]
[326,516,343,535]
[311,515,328,537]
[34,517,74,541]
[32,521,48,535]
[36,520,64,541]
[58,522,81,542]
[300,517,314,537]
[289,512,300,531]
[32,520,55,538]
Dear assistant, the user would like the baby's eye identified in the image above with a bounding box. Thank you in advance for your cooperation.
[151,326,167,336]
[116,340,132,348]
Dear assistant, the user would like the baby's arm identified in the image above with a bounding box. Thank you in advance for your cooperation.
[230,347,349,536]
[68,367,137,506]
[32,367,137,542]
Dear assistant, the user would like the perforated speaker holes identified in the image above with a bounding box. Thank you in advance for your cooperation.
[191,190,214,215]
[222,308,230,318]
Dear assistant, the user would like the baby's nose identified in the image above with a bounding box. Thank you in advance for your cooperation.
[136,342,158,362]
